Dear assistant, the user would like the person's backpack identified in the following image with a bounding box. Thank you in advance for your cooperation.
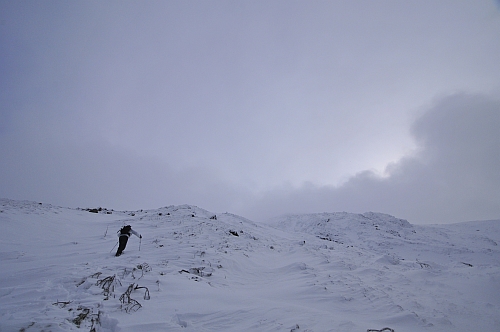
[120,225,132,234]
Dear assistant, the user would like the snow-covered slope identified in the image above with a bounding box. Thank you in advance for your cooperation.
[0,199,499,332]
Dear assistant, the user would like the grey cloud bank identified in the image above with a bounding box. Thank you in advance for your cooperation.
[244,93,500,224]
[1,1,499,224]
[2,93,498,224]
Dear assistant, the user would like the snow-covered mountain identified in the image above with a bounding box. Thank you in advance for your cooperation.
[0,199,499,332]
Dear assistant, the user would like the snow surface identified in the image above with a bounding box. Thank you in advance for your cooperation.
[0,199,499,332]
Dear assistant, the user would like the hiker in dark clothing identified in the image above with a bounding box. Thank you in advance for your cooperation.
[115,225,142,256]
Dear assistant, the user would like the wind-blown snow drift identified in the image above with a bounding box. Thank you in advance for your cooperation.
[0,199,499,331]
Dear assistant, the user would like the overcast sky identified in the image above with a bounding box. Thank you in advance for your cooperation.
[1,1,499,224]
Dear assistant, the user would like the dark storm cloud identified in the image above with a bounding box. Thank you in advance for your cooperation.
[243,93,500,224]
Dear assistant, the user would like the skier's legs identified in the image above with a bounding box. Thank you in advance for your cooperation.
[116,236,129,256]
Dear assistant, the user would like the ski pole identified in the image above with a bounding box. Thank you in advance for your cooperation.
[110,241,118,252]
[139,236,142,251]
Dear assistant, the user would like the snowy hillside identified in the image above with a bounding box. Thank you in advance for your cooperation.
[0,199,499,332]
